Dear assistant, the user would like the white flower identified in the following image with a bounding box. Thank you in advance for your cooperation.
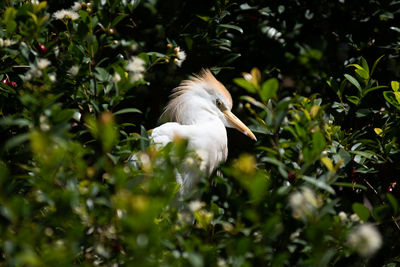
[130,43,138,51]
[350,213,360,222]
[4,39,12,47]
[112,73,121,83]
[68,65,79,76]
[37,58,51,69]
[71,2,82,11]
[53,9,80,20]
[39,115,50,131]
[31,0,39,4]
[347,224,382,257]
[23,72,33,81]
[130,73,143,83]
[338,211,348,222]
[289,187,319,219]
[49,74,56,82]
[173,47,186,67]
[188,200,205,212]
[126,56,145,73]
[243,73,253,81]
[126,56,145,82]
[1,38,17,47]
[122,0,135,5]
[217,258,228,267]
[177,50,186,61]
[33,69,43,78]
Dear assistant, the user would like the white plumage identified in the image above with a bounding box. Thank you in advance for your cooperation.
[129,69,256,200]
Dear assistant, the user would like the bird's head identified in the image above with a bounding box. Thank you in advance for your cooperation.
[162,69,257,141]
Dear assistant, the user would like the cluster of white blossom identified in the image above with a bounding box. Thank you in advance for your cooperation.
[71,2,82,11]
[22,58,52,81]
[289,187,320,219]
[68,65,80,77]
[0,38,17,48]
[126,56,146,82]
[347,223,382,257]
[173,46,186,67]
[53,2,81,21]
[188,200,205,213]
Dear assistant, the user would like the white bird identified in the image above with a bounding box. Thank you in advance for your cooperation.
[129,69,256,201]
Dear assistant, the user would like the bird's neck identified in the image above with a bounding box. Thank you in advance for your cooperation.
[177,107,220,125]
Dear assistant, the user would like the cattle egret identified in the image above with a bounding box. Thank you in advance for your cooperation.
[129,69,256,200]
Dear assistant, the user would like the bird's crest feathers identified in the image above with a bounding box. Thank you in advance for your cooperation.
[161,69,232,124]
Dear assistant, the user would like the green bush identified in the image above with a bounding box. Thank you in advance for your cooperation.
[1,0,400,266]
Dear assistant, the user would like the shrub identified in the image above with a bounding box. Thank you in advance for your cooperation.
[1,0,399,266]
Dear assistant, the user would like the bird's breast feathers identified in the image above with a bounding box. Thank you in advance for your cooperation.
[151,121,228,173]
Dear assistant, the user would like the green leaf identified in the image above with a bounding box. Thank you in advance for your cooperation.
[4,133,30,150]
[249,172,270,203]
[114,108,142,115]
[217,24,244,34]
[111,14,128,27]
[338,148,352,166]
[260,78,279,102]
[260,156,288,169]
[363,85,387,97]
[220,53,241,66]
[196,15,210,22]
[137,52,150,65]
[346,95,360,105]
[312,130,326,156]
[352,202,370,221]
[395,91,400,104]
[383,91,400,110]
[332,182,367,191]
[233,78,257,93]
[370,55,384,76]
[320,157,334,171]
[302,176,335,194]
[387,193,398,215]
[349,150,374,159]
[360,57,369,74]
[6,21,17,33]
[355,68,369,80]
[240,96,266,109]
[391,81,399,92]
[344,74,362,92]
[346,63,363,70]
[372,205,391,221]
[4,7,17,24]
[94,67,111,82]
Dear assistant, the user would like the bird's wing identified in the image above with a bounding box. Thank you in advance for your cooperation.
[151,122,182,147]
[151,121,228,172]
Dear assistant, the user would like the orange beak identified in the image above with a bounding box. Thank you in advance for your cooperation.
[223,110,257,141]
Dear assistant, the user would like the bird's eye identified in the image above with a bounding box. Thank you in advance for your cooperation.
[216,99,223,109]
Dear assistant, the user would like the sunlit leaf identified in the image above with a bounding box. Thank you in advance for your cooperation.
[374,128,383,137]
[344,74,362,92]
[321,157,334,171]
[391,81,399,92]
[260,78,279,102]
[234,78,257,93]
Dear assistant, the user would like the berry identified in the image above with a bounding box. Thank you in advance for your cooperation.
[388,186,393,193]
[38,43,47,53]
[9,81,17,88]
[288,172,296,184]
[1,79,9,85]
